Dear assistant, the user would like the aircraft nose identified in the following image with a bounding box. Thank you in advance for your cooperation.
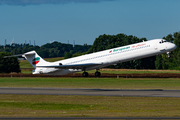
[173,44,177,49]
[170,43,177,50]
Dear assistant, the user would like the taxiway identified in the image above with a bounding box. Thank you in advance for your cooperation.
[0,87,180,97]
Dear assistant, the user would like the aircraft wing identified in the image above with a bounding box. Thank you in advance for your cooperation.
[36,63,102,69]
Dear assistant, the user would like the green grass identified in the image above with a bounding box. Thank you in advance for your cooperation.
[0,94,180,117]
[1,77,180,117]
[19,60,33,68]
[0,77,180,90]
[45,57,64,62]
[5,59,180,117]
[21,70,32,74]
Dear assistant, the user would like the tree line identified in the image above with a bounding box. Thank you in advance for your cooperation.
[0,41,92,58]
[87,32,180,70]
[155,32,180,70]
[0,52,20,73]
[0,32,180,73]
[0,41,91,73]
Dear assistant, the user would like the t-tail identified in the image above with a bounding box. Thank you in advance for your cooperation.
[22,51,50,68]
[4,50,50,68]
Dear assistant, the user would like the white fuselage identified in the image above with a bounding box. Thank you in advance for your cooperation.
[33,39,176,75]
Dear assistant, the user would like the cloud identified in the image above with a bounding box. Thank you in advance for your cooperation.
[0,0,115,6]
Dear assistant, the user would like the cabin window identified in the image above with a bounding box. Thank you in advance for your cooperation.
[59,63,62,65]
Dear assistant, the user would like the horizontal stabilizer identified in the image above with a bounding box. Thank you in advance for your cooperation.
[4,52,35,58]
[4,54,24,58]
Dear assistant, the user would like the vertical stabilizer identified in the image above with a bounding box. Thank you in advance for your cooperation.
[22,51,49,68]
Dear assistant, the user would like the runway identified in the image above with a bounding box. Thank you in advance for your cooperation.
[0,87,180,97]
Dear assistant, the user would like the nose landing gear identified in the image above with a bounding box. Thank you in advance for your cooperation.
[167,52,171,58]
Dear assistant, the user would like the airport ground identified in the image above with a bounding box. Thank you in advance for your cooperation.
[2,68,180,78]
[0,94,180,117]
[0,70,180,118]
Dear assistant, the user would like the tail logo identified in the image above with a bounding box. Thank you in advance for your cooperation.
[32,57,40,65]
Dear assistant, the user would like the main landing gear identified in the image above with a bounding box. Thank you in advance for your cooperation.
[82,70,101,77]
[82,72,88,77]
[95,71,101,77]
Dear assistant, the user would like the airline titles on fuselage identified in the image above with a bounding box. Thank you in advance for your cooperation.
[65,43,150,65]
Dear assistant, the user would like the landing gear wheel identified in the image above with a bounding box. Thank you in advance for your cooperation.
[95,71,101,77]
[82,72,88,77]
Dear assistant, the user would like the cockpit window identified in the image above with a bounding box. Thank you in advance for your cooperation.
[159,40,167,44]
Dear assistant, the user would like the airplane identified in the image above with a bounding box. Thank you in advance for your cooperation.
[4,39,176,77]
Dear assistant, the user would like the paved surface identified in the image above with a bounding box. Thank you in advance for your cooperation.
[1,88,180,119]
[0,87,180,97]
